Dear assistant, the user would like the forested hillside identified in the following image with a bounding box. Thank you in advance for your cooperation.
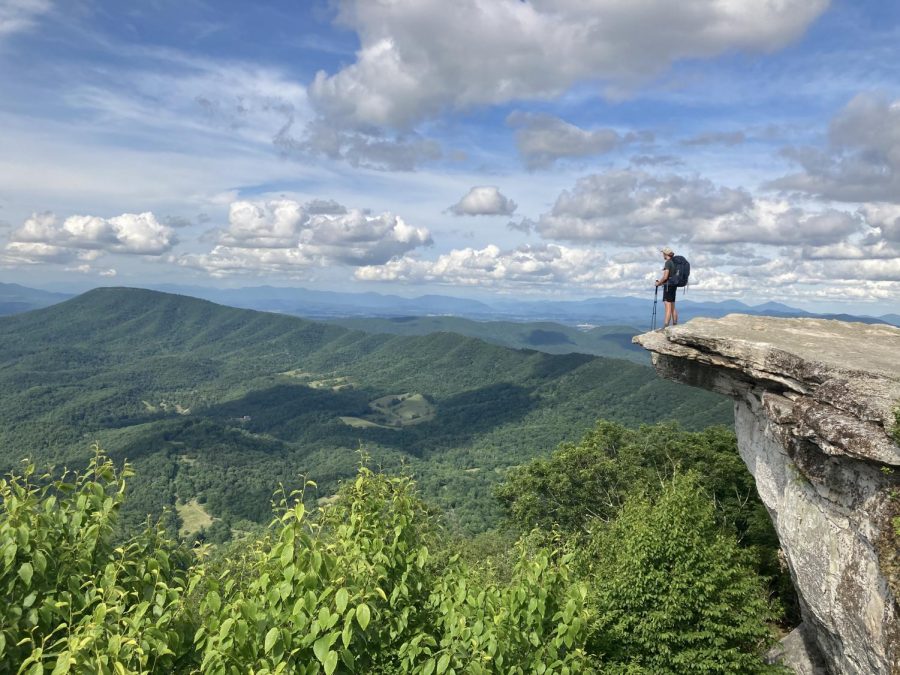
[0,288,732,535]
[328,316,648,364]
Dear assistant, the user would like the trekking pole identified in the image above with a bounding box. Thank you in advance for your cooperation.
[651,285,658,331]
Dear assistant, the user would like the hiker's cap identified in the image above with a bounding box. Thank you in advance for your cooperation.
[660,247,674,256]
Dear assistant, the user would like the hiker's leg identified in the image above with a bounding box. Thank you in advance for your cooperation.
[672,302,678,325]
[663,300,673,326]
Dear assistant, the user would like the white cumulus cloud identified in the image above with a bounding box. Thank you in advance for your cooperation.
[180,198,432,276]
[449,186,518,216]
[531,169,862,247]
[355,243,622,289]
[4,211,176,264]
[310,0,829,129]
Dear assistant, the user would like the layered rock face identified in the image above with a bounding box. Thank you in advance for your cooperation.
[634,315,900,674]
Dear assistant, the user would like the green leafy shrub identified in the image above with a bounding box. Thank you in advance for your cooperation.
[584,472,780,674]
[0,446,193,673]
[194,467,595,674]
[193,466,440,674]
[495,420,797,623]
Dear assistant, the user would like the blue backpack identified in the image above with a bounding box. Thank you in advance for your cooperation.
[669,255,690,287]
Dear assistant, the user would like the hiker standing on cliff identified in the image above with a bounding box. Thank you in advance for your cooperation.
[655,247,679,327]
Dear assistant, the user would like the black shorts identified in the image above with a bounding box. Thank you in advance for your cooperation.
[662,284,677,302]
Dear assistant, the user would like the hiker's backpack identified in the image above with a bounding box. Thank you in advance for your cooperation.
[669,255,690,287]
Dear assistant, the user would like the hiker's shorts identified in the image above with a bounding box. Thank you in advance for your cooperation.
[663,284,677,302]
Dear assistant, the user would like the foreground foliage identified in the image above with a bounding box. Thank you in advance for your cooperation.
[585,474,779,673]
[1,444,780,674]
[496,420,796,624]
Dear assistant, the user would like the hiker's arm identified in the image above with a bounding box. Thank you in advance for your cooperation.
[656,269,670,286]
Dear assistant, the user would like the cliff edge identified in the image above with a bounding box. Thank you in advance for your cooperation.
[635,315,900,674]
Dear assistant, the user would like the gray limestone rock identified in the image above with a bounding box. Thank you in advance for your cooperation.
[634,315,900,674]
[765,623,829,674]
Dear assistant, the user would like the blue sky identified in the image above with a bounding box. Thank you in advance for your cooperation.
[1,0,899,313]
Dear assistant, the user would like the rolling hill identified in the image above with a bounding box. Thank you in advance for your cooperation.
[328,315,648,363]
[0,287,732,534]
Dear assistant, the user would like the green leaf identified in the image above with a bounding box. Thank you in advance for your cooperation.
[356,603,371,631]
[18,562,33,586]
[279,543,293,567]
[313,635,330,665]
[323,650,338,675]
[342,619,353,649]
[335,588,348,614]
[264,627,279,654]
[437,653,451,675]
[205,590,221,614]
[50,652,72,675]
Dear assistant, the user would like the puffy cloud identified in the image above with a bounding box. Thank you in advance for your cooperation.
[181,198,432,276]
[351,239,900,303]
[449,186,518,216]
[355,243,617,288]
[692,204,862,247]
[507,113,627,169]
[812,259,900,282]
[219,200,308,249]
[734,257,900,284]
[307,209,432,265]
[860,203,900,242]
[3,242,82,265]
[801,240,900,260]
[0,0,51,38]
[178,246,322,279]
[310,0,828,129]
[531,169,862,247]
[768,93,900,203]
[4,211,176,264]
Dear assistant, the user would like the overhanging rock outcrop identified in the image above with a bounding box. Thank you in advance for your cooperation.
[634,315,900,674]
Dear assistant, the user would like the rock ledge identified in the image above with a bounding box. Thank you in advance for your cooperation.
[635,315,900,674]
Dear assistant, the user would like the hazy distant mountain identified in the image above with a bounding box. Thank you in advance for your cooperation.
[148,284,896,327]
[150,284,495,317]
[0,282,71,315]
[880,314,900,327]
[2,282,893,328]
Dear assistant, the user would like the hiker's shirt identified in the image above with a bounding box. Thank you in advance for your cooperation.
[663,259,675,285]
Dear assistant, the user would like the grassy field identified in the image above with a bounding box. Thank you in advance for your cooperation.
[176,498,214,538]
[341,392,436,429]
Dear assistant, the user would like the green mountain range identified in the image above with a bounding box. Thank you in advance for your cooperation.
[0,287,731,534]
[328,316,648,364]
